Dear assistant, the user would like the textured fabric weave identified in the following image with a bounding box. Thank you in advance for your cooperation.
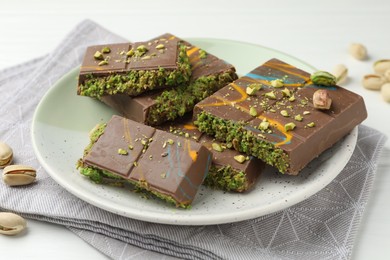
[0,20,387,260]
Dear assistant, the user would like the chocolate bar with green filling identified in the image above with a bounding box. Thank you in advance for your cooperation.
[193,58,367,175]
[77,115,212,208]
[100,33,238,126]
[77,37,191,98]
[156,115,264,192]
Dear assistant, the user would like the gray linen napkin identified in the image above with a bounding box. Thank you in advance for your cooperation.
[0,20,387,260]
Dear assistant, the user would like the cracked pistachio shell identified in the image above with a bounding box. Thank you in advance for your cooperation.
[0,142,13,169]
[373,60,390,75]
[381,83,390,102]
[3,165,36,186]
[384,69,390,82]
[0,212,27,236]
[310,71,336,86]
[349,43,367,60]
[333,64,348,84]
[362,74,386,90]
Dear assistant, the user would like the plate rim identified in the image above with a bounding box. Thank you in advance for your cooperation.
[31,38,358,225]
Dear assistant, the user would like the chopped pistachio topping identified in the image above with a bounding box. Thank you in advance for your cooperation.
[280,110,289,117]
[101,47,111,53]
[234,155,247,163]
[265,91,276,99]
[184,133,190,138]
[141,55,151,60]
[259,121,270,130]
[167,139,174,145]
[133,161,138,167]
[136,45,148,52]
[246,83,262,96]
[117,148,128,155]
[249,107,258,117]
[94,51,104,60]
[155,44,165,50]
[128,145,134,150]
[307,122,316,128]
[288,95,296,102]
[281,88,291,97]
[98,60,108,66]
[303,111,310,115]
[160,173,167,179]
[271,79,284,88]
[284,122,296,131]
[126,49,134,57]
[294,114,303,121]
[199,49,207,59]
[212,142,223,152]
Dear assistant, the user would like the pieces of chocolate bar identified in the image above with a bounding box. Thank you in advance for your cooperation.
[100,33,238,125]
[194,58,367,175]
[77,38,191,98]
[156,115,264,192]
[77,115,212,208]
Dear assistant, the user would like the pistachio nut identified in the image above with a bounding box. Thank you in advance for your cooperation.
[384,69,390,82]
[0,141,13,169]
[0,212,27,236]
[349,43,367,60]
[373,59,390,75]
[3,165,37,186]
[381,83,390,102]
[362,74,386,90]
[313,89,332,110]
[333,64,348,84]
[310,71,336,87]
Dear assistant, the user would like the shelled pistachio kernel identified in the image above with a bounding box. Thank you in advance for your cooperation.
[333,64,348,84]
[2,165,36,186]
[270,79,284,88]
[362,74,386,90]
[310,71,336,86]
[0,212,27,236]
[373,60,390,75]
[117,148,128,155]
[381,83,390,102]
[294,114,303,121]
[313,89,332,110]
[0,142,13,169]
[349,43,367,60]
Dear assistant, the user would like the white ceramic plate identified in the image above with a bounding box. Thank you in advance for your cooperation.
[31,38,357,225]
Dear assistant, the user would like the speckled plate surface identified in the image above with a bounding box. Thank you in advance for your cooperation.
[31,38,357,225]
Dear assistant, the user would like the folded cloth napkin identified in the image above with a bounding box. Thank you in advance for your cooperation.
[0,20,387,260]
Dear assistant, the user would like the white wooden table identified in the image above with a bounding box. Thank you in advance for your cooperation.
[0,0,389,259]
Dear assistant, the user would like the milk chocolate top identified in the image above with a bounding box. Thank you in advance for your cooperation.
[78,38,180,85]
[83,115,212,206]
[194,58,367,174]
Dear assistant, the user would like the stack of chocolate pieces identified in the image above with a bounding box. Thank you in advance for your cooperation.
[77,35,367,208]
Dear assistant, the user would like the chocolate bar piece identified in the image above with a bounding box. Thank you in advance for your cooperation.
[100,33,238,125]
[194,58,367,175]
[77,38,191,98]
[156,115,264,192]
[77,115,212,208]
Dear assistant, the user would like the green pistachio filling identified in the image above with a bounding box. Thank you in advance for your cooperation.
[79,45,192,99]
[146,70,236,125]
[194,111,290,173]
[204,165,249,192]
